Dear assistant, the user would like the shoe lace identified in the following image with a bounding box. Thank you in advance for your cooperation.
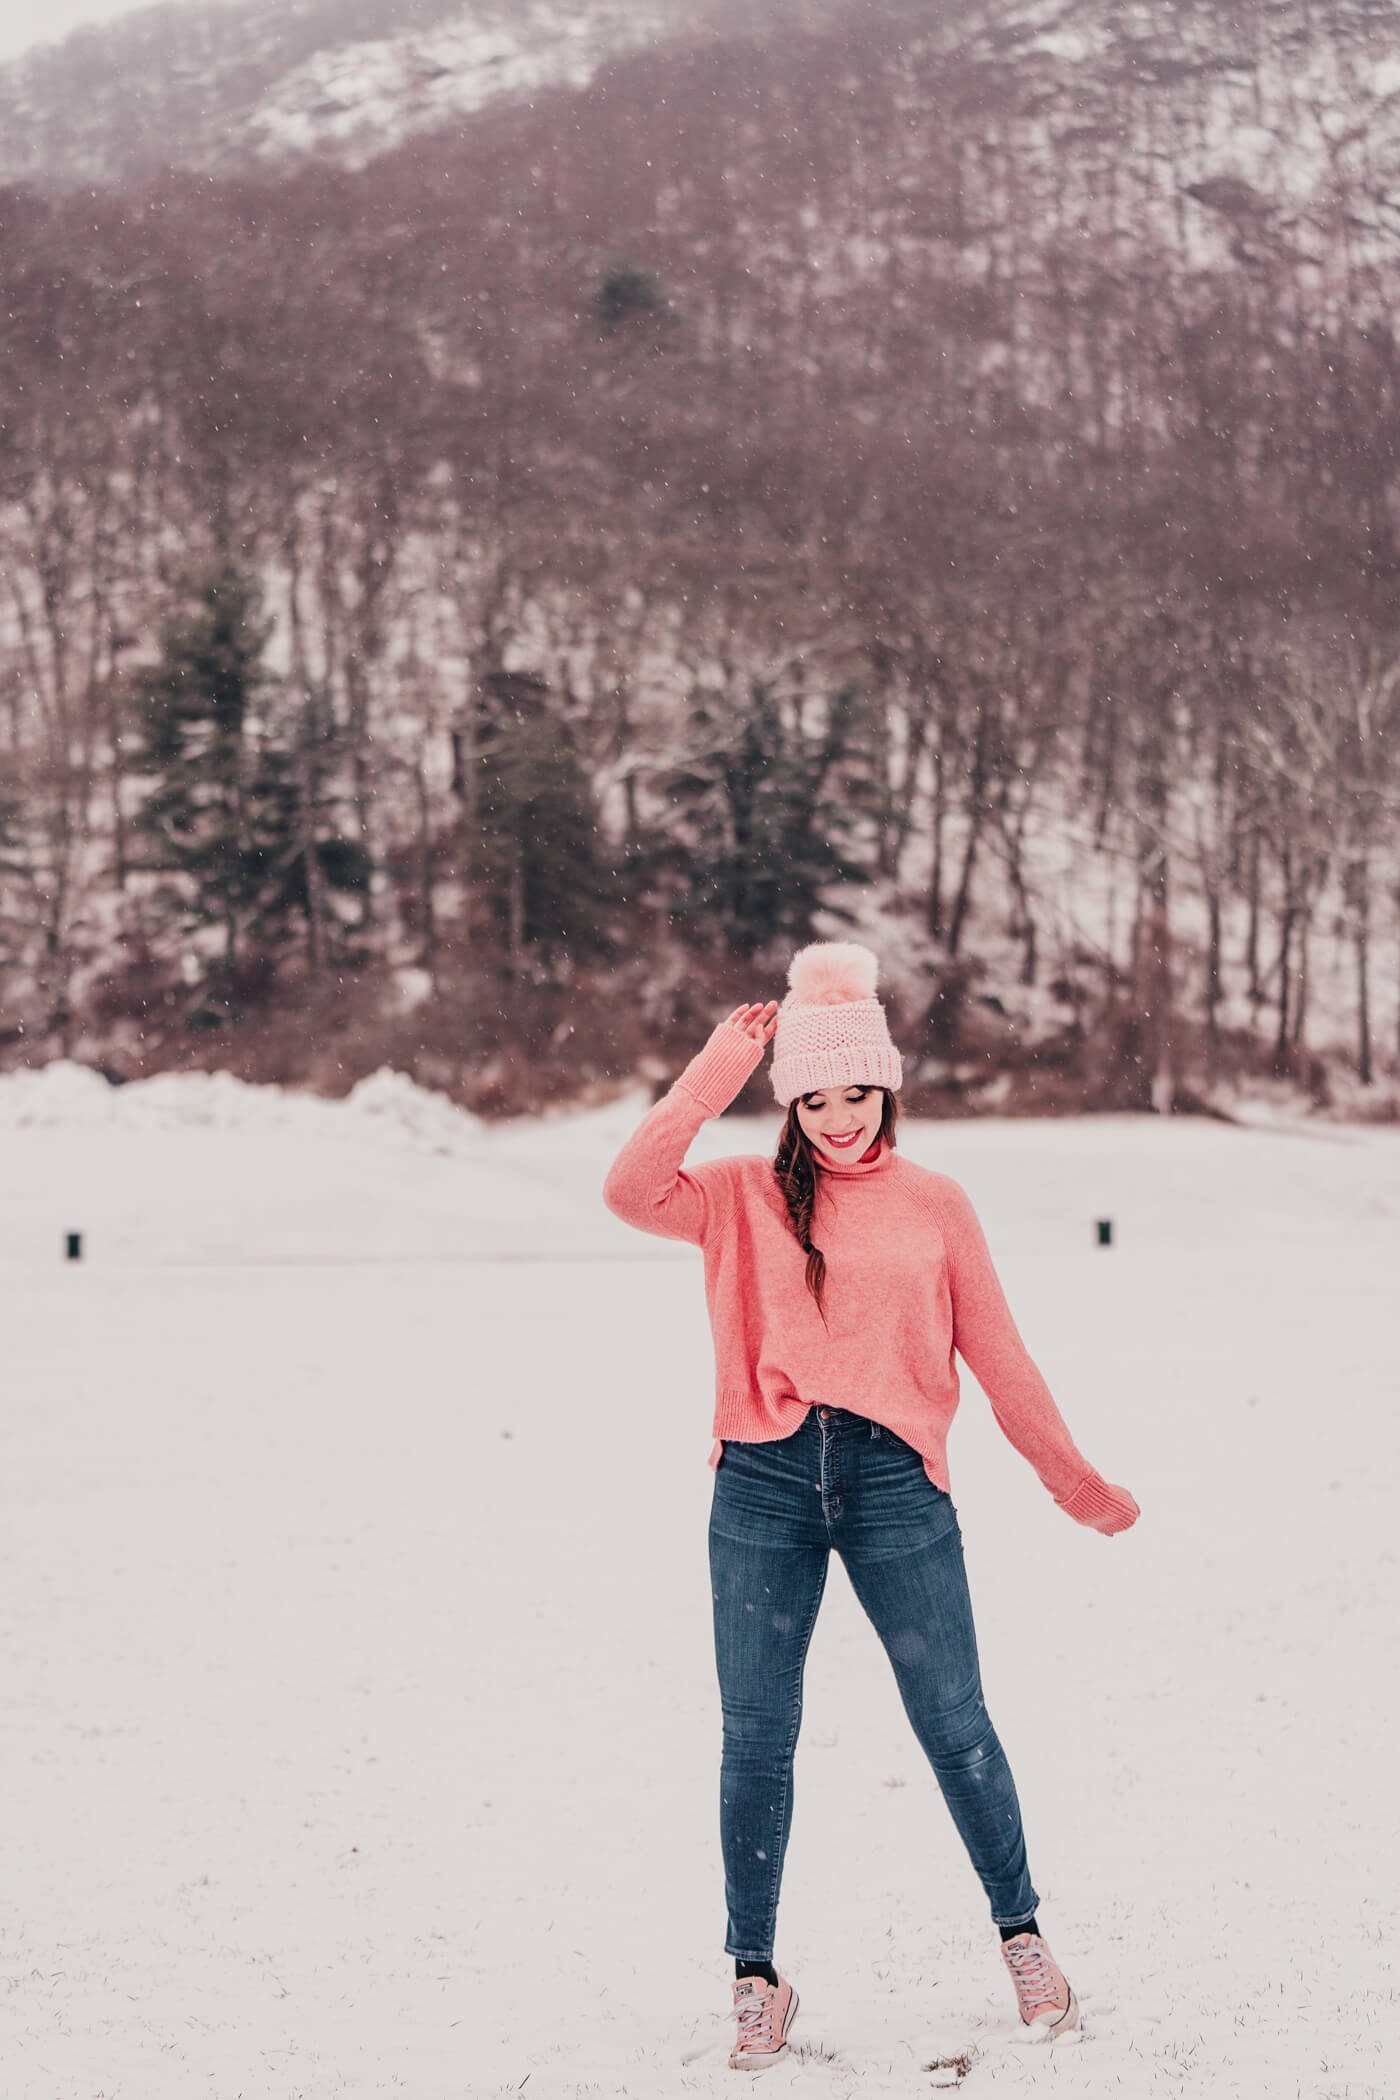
[1003,1936,1059,2017]
[732,1984,777,2044]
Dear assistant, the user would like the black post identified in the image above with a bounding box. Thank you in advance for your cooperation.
[1096,1219,1113,1248]
[65,1232,83,1261]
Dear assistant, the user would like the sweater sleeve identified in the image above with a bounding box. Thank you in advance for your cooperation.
[928,1175,1113,1516]
[602,1024,766,1246]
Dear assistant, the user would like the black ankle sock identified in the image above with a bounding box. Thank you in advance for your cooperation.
[999,1917,1039,1943]
[735,1958,779,1987]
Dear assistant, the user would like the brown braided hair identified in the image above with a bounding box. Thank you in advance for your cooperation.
[773,1088,900,1320]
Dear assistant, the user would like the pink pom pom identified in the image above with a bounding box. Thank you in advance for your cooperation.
[787,941,879,1006]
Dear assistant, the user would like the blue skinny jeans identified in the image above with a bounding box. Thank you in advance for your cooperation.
[708,1405,1039,1960]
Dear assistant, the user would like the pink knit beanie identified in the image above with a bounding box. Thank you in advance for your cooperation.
[770,942,903,1107]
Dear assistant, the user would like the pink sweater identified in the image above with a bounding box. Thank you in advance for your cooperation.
[604,1024,1135,1533]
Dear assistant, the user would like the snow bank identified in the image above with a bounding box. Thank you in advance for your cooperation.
[0,1059,483,1154]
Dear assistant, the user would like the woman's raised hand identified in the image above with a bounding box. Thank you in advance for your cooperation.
[724,1000,780,1046]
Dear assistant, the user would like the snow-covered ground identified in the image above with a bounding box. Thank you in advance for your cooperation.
[0,1064,1396,2099]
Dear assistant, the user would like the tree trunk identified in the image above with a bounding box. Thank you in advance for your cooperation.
[416,744,436,980]
[507,845,525,970]
[1205,884,1222,1051]
[927,740,946,941]
[1245,827,1264,1014]
[300,739,326,979]
[1272,844,1295,1075]
[872,688,897,881]
[1354,866,1372,1084]
[946,810,983,959]
[108,674,129,893]
[1134,703,1173,1112]
[890,690,930,883]
[946,707,989,958]
[1006,842,1037,986]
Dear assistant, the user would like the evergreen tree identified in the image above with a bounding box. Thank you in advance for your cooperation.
[133,563,368,996]
[659,683,870,957]
[0,776,30,979]
[469,674,618,966]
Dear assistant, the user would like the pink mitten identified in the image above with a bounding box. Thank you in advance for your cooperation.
[1058,1474,1140,1536]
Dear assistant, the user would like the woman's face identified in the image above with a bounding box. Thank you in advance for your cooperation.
[795,1084,884,1165]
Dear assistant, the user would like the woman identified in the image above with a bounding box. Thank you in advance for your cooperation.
[603,942,1138,2069]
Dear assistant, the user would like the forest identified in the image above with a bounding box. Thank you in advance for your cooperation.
[2,0,1399,1114]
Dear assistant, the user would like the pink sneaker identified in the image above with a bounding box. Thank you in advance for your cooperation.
[1000,1932,1079,2037]
[728,1973,798,2069]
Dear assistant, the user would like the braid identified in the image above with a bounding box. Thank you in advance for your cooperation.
[773,1090,901,1323]
[775,1105,828,1319]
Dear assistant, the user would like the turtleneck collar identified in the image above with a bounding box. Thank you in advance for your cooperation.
[815,1137,896,1179]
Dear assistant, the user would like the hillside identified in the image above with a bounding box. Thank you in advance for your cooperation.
[0,0,691,186]
[1,0,1398,1114]
[7,0,1399,214]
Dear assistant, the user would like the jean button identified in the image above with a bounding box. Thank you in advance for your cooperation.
[818,1407,832,1419]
